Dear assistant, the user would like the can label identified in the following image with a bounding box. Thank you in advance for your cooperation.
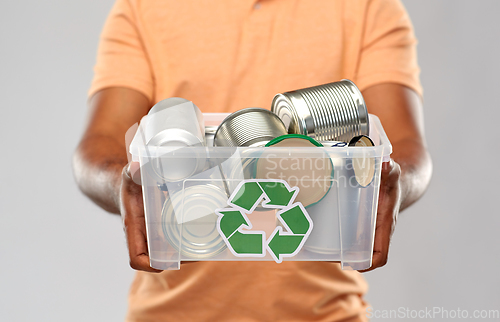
[216,179,313,263]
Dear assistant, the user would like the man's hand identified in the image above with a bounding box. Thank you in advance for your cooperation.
[360,159,401,272]
[73,88,161,272]
[120,162,162,273]
[358,84,433,272]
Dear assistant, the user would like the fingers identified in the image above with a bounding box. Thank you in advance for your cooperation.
[359,159,401,273]
[127,228,162,273]
[124,161,142,185]
[359,215,392,272]
[121,164,162,273]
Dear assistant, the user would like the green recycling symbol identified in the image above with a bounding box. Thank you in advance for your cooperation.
[216,179,313,263]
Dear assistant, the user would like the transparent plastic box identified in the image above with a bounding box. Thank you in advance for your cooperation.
[129,113,392,270]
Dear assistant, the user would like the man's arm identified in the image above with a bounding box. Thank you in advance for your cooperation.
[73,87,161,272]
[360,83,433,272]
[73,87,150,213]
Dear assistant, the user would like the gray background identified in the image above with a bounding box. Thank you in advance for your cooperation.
[1,0,498,321]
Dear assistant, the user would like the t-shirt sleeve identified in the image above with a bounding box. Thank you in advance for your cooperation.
[88,0,154,101]
[355,0,423,97]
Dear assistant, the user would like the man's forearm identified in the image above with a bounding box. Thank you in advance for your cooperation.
[360,83,432,212]
[73,134,128,214]
[391,137,433,211]
[73,87,151,214]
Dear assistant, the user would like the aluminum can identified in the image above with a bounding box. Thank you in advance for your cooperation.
[271,80,369,142]
[214,108,288,147]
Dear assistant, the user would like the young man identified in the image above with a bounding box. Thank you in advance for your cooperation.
[74,1,432,320]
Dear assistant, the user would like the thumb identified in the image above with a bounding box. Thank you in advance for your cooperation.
[381,159,395,174]
[124,161,142,185]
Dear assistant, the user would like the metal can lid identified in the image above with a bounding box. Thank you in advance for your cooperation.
[271,92,309,135]
[348,135,375,187]
[162,184,228,258]
[148,128,203,147]
[348,134,374,147]
[146,128,207,182]
[256,135,333,208]
[265,134,323,147]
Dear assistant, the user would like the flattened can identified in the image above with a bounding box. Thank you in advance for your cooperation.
[271,80,369,143]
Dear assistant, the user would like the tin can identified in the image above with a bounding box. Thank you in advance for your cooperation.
[271,80,369,142]
[161,184,228,258]
[146,97,205,146]
[144,98,207,182]
[204,125,218,147]
[214,108,288,147]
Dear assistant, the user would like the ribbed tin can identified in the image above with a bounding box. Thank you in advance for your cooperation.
[271,80,369,142]
[214,108,288,147]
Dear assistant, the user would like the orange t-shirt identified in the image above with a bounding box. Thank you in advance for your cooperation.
[89,0,421,321]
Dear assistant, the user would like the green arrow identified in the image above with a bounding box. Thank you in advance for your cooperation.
[259,181,297,207]
[279,204,310,234]
[218,210,248,238]
[229,181,264,211]
[228,231,263,254]
[267,230,304,261]
[218,180,313,262]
